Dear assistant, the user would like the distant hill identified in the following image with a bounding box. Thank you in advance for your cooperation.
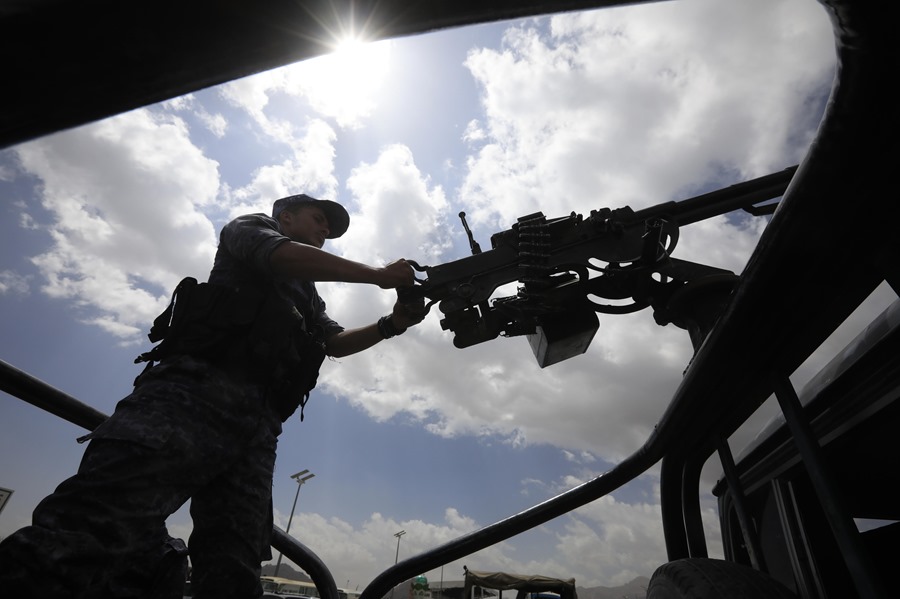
[260,563,312,582]
[577,577,650,599]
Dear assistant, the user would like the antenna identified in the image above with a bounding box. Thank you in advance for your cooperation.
[459,211,482,255]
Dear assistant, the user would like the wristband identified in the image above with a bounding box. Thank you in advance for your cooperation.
[377,315,405,339]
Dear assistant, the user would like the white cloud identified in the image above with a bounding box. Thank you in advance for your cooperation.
[0,162,15,182]
[459,0,833,229]
[0,269,30,295]
[14,108,221,339]
[229,118,341,218]
[558,498,666,587]
[262,493,666,588]
[250,472,670,588]
[340,144,451,264]
[201,112,229,138]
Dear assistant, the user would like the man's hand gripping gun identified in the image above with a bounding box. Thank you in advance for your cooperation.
[398,167,796,367]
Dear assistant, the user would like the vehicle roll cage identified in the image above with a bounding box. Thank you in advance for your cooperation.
[1,1,897,598]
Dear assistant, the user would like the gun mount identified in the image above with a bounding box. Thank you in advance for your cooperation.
[400,166,796,366]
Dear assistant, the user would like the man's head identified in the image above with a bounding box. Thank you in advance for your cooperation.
[272,194,350,247]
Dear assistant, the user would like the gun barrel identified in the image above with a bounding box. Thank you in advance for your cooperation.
[403,166,799,313]
[633,165,798,226]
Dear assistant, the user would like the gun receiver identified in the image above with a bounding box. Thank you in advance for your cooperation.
[401,166,797,366]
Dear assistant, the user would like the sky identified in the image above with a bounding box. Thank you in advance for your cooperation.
[1,0,894,591]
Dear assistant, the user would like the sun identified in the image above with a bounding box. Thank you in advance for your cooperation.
[326,35,390,82]
[333,35,367,57]
[299,35,391,125]
[282,30,393,126]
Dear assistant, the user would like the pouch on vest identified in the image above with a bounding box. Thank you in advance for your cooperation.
[134,277,262,371]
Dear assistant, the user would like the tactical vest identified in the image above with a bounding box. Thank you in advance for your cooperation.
[135,277,326,421]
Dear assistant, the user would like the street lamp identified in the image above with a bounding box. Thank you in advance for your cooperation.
[393,529,406,564]
[390,530,406,599]
[274,469,316,577]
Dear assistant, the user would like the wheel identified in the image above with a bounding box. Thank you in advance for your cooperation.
[646,558,796,599]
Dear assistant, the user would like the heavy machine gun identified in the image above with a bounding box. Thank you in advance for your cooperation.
[399,166,797,367]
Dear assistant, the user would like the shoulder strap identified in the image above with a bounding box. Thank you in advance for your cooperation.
[134,277,198,366]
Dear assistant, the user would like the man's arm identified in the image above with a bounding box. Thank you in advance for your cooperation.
[324,323,383,358]
[269,239,425,357]
[325,301,426,358]
[269,240,414,288]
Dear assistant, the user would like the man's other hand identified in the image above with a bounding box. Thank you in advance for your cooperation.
[391,297,427,330]
[377,259,416,289]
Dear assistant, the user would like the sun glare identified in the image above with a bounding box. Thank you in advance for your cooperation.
[334,36,366,57]
[293,35,392,126]
[327,35,389,81]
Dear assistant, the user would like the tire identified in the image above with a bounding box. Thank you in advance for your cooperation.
[646,558,796,599]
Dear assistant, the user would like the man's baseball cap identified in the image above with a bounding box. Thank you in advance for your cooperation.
[271,193,350,239]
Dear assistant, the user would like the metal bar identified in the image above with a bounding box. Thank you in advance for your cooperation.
[681,454,708,558]
[717,437,764,571]
[0,358,108,431]
[659,454,689,560]
[271,527,340,599]
[771,375,887,598]
[772,479,825,599]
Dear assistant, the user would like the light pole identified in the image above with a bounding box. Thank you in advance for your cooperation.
[390,530,406,599]
[274,469,315,577]
[393,529,406,564]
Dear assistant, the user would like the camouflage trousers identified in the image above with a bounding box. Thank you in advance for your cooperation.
[0,355,283,599]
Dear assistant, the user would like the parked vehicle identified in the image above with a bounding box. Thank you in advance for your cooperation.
[261,575,320,597]
[462,569,576,599]
[710,300,899,597]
